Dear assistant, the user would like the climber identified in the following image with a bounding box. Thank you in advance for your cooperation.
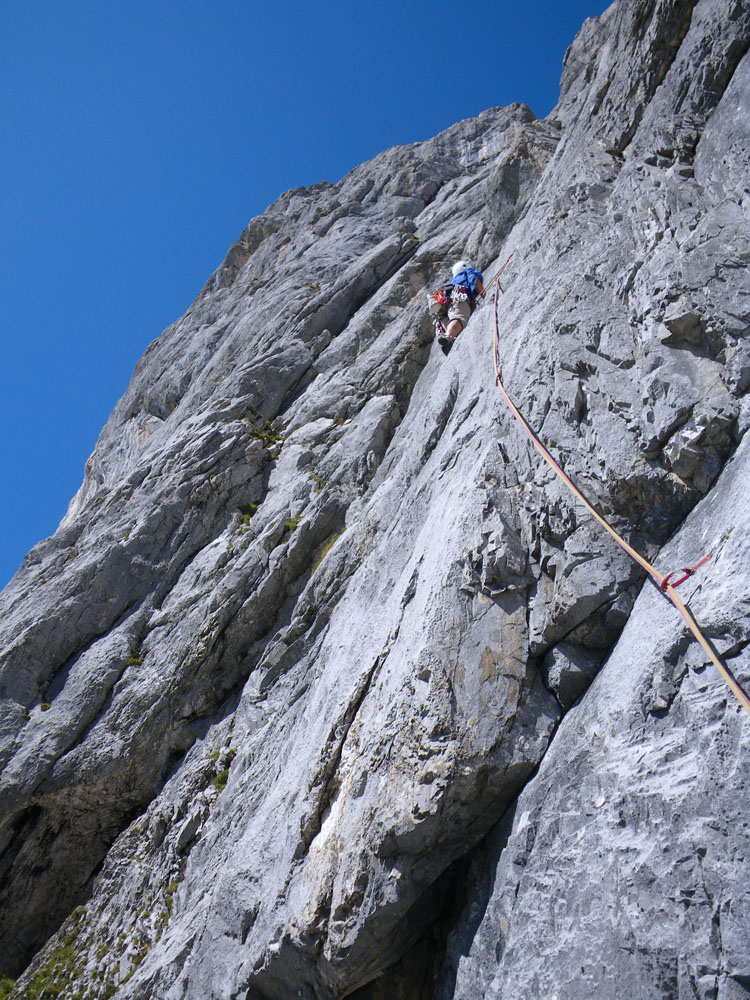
[430,260,485,351]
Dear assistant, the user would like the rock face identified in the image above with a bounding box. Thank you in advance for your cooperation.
[1,0,749,997]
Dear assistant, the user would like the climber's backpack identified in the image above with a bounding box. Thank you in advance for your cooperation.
[450,267,483,304]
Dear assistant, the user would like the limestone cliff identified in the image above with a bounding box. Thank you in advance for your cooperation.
[1,1,749,997]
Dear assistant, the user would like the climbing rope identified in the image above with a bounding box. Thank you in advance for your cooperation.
[491,268,750,718]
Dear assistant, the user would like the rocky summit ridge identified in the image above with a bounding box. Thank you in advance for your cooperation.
[1,0,750,997]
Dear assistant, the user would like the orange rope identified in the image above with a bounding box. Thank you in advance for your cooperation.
[491,271,750,718]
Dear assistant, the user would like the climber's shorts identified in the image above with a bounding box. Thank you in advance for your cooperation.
[447,299,470,329]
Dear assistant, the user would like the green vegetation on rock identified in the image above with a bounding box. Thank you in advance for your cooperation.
[25,936,80,999]
[249,420,284,449]
[238,503,259,527]
[126,645,144,667]
[212,768,229,792]
[311,531,343,572]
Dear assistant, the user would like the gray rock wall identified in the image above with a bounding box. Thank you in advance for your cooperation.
[436,433,750,999]
[1,0,749,997]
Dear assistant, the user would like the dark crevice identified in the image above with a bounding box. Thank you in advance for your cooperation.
[0,805,43,885]
[348,739,555,999]
[346,849,485,1000]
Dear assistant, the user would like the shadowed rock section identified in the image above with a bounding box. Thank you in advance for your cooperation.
[1,0,749,997]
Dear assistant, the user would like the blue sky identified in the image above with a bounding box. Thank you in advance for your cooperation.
[0,0,609,589]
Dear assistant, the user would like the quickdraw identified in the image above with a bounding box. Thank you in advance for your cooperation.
[659,554,712,593]
[491,265,750,718]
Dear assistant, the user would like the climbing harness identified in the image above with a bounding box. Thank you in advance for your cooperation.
[491,263,750,718]
[429,285,452,317]
[429,268,484,339]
